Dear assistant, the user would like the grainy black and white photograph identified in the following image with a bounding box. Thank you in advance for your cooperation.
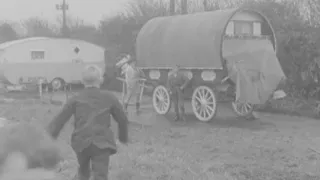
[0,0,320,179]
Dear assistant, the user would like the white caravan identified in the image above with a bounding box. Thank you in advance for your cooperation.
[0,37,105,89]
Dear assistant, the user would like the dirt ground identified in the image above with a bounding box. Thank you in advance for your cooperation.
[1,91,320,180]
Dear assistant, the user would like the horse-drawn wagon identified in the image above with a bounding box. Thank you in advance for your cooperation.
[134,8,285,122]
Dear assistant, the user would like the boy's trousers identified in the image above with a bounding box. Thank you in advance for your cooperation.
[75,144,111,180]
[171,88,185,118]
[123,82,142,112]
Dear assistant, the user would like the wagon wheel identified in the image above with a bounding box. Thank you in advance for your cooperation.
[192,86,217,122]
[152,85,171,115]
[232,101,254,117]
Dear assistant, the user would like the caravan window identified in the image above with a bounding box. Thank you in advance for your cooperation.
[31,51,45,60]
[234,21,253,35]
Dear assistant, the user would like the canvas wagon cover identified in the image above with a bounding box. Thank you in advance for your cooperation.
[223,39,286,104]
[136,9,239,68]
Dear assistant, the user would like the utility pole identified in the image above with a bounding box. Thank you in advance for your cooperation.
[56,0,69,37]
[203,0,208,11]
[181,0,188,14]
[170,0,175,15]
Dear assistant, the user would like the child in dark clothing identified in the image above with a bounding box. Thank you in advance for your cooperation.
[167,65,191,121]
[46,65,129,180]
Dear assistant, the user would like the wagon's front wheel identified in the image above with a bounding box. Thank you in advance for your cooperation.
[192,86,217,122]
[152,85,171,115]
[232,101,254,117]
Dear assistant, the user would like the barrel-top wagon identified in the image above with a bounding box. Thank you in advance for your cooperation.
[134,8,285,122]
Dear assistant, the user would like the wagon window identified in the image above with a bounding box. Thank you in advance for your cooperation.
[234,21,253,35]
[31,51,45,60]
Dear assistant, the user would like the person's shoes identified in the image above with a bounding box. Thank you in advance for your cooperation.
[123,103,129,114]
[124,108,128,115]
[72,174,78,180]
[135,102,141,115]
[180,115,187,122]
[174,115,180,121]
[244,112,258,120]
[73,174,91,180]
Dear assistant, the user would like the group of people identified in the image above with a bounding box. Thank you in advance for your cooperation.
[0,53,192,180]
[0,51,261,180]
[116,54,191,121]
[115,54,145,115]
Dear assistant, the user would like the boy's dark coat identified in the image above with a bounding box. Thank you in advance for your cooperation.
[47,87,128,155]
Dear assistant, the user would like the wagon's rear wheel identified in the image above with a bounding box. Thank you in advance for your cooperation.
[232,101,254,117]
[152,85,171,115]
[192,86,217,122]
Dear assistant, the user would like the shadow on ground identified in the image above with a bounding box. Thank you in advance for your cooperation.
[162,112,276,131]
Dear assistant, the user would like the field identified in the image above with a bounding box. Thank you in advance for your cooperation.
[1,91,320,180]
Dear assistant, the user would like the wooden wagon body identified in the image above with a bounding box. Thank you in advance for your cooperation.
[135,8,283,121]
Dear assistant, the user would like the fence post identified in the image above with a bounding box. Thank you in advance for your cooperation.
[139,79,146,104]
[38,79,43,99]
[64,84,68,102]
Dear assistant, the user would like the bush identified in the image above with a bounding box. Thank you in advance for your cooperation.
[0,123,62,169]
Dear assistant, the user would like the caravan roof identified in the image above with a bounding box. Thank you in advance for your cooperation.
[0,37,50,50]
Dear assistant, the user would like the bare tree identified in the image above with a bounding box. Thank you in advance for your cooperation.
[0,23,18,42]
[68,17,98,43]
[23,17,57,37]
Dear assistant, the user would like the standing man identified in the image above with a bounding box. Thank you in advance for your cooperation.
[115,54,130,77]
[122,56,145,115]
[167,65,191,121]
[46,65,128,180]
[115,54,131,104]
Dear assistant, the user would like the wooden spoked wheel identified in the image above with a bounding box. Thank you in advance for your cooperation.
[152,85,171,115]
[232,101,254,117]
[191,86,217,122]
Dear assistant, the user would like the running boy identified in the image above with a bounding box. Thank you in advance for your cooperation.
[47,65,129,180]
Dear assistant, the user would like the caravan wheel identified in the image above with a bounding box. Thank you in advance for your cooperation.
[192,86,217,122]
[152,85,171,115]
[51,78,64,90]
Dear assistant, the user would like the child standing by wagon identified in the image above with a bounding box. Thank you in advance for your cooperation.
[47,65,129,180]
[167,65,191,121]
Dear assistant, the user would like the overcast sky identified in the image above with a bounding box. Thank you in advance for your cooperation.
[0,0,132,25]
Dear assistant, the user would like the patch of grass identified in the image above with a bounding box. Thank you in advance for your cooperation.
[256,97,320,119]
[1,95,320,179]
